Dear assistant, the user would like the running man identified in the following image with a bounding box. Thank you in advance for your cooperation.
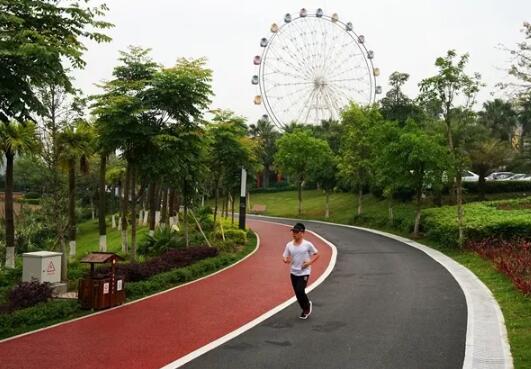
[282,222,319,319]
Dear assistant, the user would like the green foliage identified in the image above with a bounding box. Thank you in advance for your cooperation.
[0,299,84,339]
[338,104,383,190]
[422,198,531,246]
[0,0,112,123]
[463,180,531,194]
[137,226,184,256]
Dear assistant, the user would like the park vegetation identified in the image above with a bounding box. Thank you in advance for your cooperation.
[0,1,529,358]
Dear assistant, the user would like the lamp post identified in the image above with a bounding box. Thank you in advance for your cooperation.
[239,167,247,230]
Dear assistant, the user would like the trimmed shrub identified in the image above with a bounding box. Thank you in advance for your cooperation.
[224,229,247,245]
[100,247,218,282]
[8,282,52,310]
[463,180,531,194]
[422,198,531,247]
[0,300,83,339]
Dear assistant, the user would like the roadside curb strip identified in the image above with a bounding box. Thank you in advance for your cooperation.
[250,214,514,369]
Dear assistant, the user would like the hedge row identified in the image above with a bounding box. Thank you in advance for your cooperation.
[422,197,531,247]
[463,180,531,194]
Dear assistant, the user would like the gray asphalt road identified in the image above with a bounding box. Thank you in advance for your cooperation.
[181,218,467,369]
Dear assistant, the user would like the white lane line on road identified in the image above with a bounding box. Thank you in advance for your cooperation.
[160,220,338,369]
[251,215,514,369]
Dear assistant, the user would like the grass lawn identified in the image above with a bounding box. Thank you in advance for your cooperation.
[75,218,150,259]
[246,189,530,369]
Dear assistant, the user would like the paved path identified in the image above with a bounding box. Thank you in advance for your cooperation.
[0,220,332,369]
[181,218,468,369]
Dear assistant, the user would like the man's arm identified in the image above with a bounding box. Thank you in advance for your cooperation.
[302,253,319,268]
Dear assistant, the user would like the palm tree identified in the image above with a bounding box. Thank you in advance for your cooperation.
[57,121,94,258]
[469,138,513,200]
[248,118,279,187]
[478,99,518,143]
[0,121,40,268]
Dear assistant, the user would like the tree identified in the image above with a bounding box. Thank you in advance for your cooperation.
[274,130,330,216]
[370,120,403,223]
[308,145,337,219]
[0,0,111,123]
[380,72,424,125]
[207,111,259,226]
[390,121,449,237]
[469,138,513,200]
[91,46,159,255]
[0,121,40,268]
[501,21,531,95]
[478,99,518,143]
[419,50,483,246]
[248,117,279,187]
[338,103,382,216]
[57,121,94,258]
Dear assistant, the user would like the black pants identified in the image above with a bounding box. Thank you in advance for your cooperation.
[290,274,310,312]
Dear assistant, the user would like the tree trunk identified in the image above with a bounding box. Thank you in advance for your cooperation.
[4,151,15,268]
[263,167,270,188]
[98,153,107,251]
[456,175,465,247]
[388,196,394,225]
[161,187,168,226]
[325,191,330,219]
[68,159,77,257]
[130,167,137,260]
[231,192,235,225]
[297,180,303,216]
[357,185,363,216]
[213,184,219,226]
[121,166,130,254]
[413,187,422,237]
[184,183,189,247]
[148,181,157,236]
[478,173,486,201]
[169,188,176,218]
[60,238,67,282]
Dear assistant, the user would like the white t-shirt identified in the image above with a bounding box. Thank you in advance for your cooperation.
[283,240,318,276]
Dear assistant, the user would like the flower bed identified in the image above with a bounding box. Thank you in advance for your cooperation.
[467,239,531,295]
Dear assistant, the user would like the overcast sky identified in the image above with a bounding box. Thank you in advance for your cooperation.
[75,0,531,124]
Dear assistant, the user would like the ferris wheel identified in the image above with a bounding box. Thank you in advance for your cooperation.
[252,8,381,128]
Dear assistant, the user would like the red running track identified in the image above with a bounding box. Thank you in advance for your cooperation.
[0,219,332,369]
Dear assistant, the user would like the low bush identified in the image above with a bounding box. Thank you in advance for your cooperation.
[463,180,531,194]
[100,247,218,282]
[0,299,83,339]
[224,229,247,245]
[422,198,531,246]
[467,238,531,295]
[23,192,41,200]
[250,184,297,194]
[7,281,53,311]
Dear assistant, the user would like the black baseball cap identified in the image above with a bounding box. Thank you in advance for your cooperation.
[290,222,305,232]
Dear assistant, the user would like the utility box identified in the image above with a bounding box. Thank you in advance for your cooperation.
[22,251,62,283]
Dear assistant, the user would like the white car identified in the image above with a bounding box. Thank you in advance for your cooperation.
[509,174,531,181]
[462,170,479,182]
[485,172,514,181]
